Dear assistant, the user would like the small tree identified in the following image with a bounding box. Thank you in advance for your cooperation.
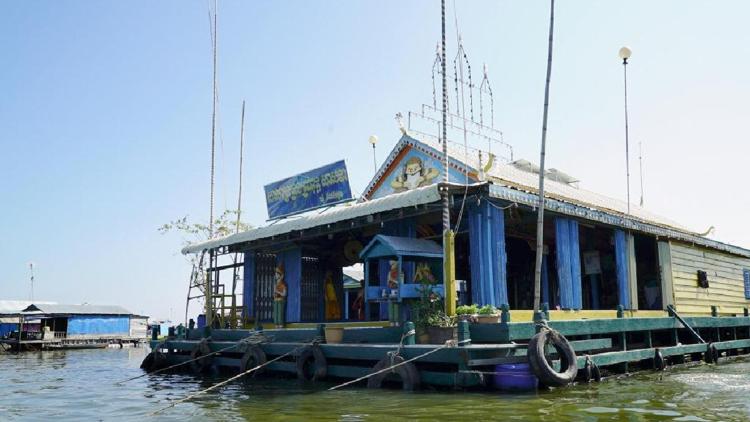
[158,209,251,245]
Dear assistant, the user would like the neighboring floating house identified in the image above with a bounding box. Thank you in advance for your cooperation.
[1,303,148,350]
[183,132,750,326]
[0,300,56,338]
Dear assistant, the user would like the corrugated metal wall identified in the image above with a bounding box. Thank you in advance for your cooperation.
[66,315,129,336]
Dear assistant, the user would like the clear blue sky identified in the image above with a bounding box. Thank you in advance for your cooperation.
[2,1,749,319]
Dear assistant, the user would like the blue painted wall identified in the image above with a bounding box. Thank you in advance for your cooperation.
[67,315,129,335]
[468,200,508,307]
[278,248,303,323]
[0,323,17,337]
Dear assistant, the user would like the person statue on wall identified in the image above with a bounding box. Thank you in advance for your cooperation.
[273,263,288,328]
[352,279,365,320]
[387,260,401,325]
[324,270,342,320]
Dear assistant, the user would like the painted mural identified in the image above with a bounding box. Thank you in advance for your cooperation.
[370,147,470,199]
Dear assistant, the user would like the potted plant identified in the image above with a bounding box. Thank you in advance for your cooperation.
[425,310,457,344]
[456,304,478,323]
[476,304,500,324]
[412,282,444,344]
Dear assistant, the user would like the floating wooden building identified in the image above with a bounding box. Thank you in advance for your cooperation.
[2,303,148,351]
[147,133,750,389]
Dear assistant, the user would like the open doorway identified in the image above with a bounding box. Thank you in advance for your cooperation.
[634,233,662,310]
[579,225,619,309]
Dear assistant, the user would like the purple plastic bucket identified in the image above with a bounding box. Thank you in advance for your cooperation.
[493,363,538,391]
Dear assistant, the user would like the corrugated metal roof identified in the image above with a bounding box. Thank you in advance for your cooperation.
[411,134,696,235]
[0,300,56,315]
[182,184,442,254]
[360,235,443,259]
[22,303,133,315]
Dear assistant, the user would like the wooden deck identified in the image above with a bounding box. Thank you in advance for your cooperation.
[148,312,750,389]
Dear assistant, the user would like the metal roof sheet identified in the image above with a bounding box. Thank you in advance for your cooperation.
[410,134,696,235]
[0,300,56,315]
[360,235,444,260]
[182,184,442,254]
[22,303,133,315]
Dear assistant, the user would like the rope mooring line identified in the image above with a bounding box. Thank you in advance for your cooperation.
[328,338,469,391]
[149,344,306,417]
[116,332,272,385]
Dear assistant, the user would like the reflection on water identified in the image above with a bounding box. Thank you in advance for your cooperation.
[0,347,749,421]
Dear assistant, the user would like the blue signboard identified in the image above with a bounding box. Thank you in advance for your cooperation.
[264,160,353,219]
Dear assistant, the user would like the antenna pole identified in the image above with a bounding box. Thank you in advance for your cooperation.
[29,263,34,302]
[209,0,218,238]
[441,0,449,232]
[533,0,555,316]
[623,55,631,214]
[440,0,457,316]
[236,100,245,233]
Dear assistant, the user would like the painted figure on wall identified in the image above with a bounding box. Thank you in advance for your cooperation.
[390,156,439,192]
[324,270,342,320]
[273,263,288,328]
[414,262,437,285]
[387,260,400,289]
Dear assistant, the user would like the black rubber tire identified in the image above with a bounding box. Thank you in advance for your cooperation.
[151,350,168,371]
[366,355,421,391]
[140,352,155,370]
[590,360,602,382]
[706,343,719,364]
[581,358,601,383]
[190,339,214,374]
[296,345,327,381]
[654,349,666,371]
[527,329,578,387]
[240,344,267,374]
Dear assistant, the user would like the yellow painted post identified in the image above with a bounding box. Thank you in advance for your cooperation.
[444,230,457,316]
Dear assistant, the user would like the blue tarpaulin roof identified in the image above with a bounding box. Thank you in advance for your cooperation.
[359,235,443,260]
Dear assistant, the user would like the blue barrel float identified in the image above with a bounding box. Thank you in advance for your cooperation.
[493,363,538,391]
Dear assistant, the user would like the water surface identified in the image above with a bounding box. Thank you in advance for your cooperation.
[0,347,748,421]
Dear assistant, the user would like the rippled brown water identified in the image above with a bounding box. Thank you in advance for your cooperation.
[0,347,748,421]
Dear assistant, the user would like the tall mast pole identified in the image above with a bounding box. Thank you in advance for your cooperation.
[441,0,449,234]
[209,0,218,238]
[440,0,456,316]
[533,0,555,316]
[236,100,245,232]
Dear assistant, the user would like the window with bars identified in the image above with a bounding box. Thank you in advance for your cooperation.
[743,269,750,300]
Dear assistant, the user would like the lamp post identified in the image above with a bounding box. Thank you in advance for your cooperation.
[368,135,378,174]
[619,46,632,214]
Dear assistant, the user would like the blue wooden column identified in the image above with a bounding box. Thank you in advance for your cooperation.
[468,200,508,307]
[278,248,302,323]
[242,252,255,320]
[541,254,550,306]
[614,229,631,309]
[555,218,582,310]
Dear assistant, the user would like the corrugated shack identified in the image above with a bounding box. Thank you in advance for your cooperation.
[20,303,148,341]
[0,300,55,337]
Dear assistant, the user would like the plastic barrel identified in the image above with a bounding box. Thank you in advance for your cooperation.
[493,363,538,391]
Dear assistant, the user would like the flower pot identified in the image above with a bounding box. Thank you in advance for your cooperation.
[476,314,500,324]
[426,326,457,344]
[324,327,344,344]
[417,333,430,344]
